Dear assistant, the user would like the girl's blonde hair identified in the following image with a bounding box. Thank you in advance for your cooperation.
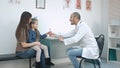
[30,17,38,27]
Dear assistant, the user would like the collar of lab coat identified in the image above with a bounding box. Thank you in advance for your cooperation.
[76,20,83,28]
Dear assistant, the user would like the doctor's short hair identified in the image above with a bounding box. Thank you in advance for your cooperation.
[73,12,81,20]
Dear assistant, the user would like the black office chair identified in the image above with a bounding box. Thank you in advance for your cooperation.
[77,34,105,68]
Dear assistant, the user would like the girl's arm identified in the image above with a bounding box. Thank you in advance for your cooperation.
[40,33,47,39]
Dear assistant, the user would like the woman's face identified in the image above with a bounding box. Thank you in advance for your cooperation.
[28,17,32,23]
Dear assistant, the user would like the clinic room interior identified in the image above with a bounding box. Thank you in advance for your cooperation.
[0,0,120,68]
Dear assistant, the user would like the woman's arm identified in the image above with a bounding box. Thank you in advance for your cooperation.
[21,41,40,48]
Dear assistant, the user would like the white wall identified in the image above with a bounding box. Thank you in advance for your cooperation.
[37,0,102,35]
[101,0,109,58]
[0,0,102,55]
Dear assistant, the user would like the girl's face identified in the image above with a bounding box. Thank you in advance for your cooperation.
[31,21,38,29]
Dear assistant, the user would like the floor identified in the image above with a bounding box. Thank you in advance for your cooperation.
[0,58,120,68]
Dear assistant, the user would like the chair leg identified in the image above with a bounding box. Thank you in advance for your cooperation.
[29,58,32,68]
[92,60,96,68]
[79,58,84,68]
[98,64,101,68]
[96,60,101,68]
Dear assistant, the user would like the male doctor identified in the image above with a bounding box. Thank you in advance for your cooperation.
[56,12,99,68]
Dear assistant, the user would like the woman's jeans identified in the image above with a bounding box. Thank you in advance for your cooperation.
[16,48,45,68]
[67,47,83,68]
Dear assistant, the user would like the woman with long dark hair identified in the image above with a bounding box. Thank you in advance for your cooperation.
[15,11,45,68]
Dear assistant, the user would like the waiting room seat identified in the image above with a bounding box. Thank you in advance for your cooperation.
[77,34,105,68]
[16,49,45,68]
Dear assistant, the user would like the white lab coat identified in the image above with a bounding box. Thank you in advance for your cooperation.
[62,21,99,59]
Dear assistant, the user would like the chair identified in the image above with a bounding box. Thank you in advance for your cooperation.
[15,56,32,68]
[77,34,105,68]
[16,49,45,68]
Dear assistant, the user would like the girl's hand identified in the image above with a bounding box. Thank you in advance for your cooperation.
[34,42,41,45]
[37,44,41,48]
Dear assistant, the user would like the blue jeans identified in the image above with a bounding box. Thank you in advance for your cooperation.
[66,47,82,68]
[16,48,45,68]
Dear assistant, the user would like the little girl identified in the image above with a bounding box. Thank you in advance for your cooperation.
[27,18,54,67]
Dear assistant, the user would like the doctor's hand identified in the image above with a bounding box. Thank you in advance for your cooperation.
[46,31,52,35]
[46,31,55,37]
[58,36,64,41]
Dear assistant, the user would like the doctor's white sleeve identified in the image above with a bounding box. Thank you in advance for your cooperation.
[62,30,75,38]
[55,29,75,38]
[63,28,87,45]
